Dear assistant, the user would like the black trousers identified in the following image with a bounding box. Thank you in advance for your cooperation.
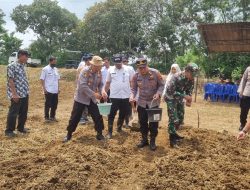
[125,103,132,125]
[67,100,104,134]
[240,96,250,126]
[137,105,158,139]
[45,93,58,119]
[108,98,130,128]
[6,97,29,132]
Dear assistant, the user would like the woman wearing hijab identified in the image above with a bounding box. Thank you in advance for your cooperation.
[162,63,185,129]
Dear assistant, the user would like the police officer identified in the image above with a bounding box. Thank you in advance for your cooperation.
[63,56,105,142]
[163,63,198,148]
[130,58,165,151]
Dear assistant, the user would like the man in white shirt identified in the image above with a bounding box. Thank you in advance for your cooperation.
[40,56,60,122]
[100,57,110,103]
[102,55,133,139]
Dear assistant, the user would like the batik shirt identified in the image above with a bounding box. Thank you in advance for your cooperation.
[7,61,29,99]
[164,71,194,100]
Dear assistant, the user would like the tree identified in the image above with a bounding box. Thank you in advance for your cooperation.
[11,0,79,56]
[0,9,22,64]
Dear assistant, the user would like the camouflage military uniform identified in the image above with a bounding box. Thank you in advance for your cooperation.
[164,72,194,134]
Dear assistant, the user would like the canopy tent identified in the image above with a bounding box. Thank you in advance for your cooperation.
[198,22,250,53]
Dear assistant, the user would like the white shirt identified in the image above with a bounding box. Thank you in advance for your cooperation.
[101,66,110,85]
[125,65,135,77]
[106,65,132,99]
[40,65,60,93]
[77,61,86,73]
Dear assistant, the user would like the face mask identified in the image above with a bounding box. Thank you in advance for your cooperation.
[50,64,56,68]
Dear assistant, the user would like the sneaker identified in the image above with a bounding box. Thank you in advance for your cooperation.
[79,119,86,125]
[137,140,149,148]
[17,128,29,134]
[45,118,51,123]
[117,126,122,133]
[63,133,72,143]
[239,124,244,131]
[50,118,59,122]
[5,131,17,137]
[96,134,105,140]
[106,132,112,139]
[124,124,131,129]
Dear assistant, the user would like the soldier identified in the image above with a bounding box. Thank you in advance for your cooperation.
[163,63,198,148]
[63,56,105,142]
[130,58,165,151]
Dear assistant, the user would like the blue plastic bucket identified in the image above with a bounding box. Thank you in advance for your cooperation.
[97,103,112,116]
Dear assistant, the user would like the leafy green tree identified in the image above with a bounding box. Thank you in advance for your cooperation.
[0,9,22,64]
[11,0,79,56]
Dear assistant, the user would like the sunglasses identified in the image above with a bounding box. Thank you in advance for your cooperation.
[136,60,147,65]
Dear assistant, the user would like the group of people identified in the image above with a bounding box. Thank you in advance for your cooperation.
[4,49,249,151]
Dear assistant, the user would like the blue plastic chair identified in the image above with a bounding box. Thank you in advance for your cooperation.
[228,85,239,103]
[214,84,225,101]
[222,84,232,102]
[204,83,216,101]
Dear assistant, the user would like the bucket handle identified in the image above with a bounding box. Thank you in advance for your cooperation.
[149,98,159,109]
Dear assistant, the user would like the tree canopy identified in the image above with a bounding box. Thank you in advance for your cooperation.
[1,0,249,78]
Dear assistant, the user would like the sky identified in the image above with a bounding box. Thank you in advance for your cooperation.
[0,0,103,48]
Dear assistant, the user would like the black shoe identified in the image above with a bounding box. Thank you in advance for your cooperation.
[106,132,112,139]
[239,124,244,131]
[169,134,177,148]
[18,128,29,134]
[63,133,72,143]
[5,131,17,137]
[137,140,149,148]
[50,118,59,122]
[124,124,131,129]
[96,133,105,140]
[149,139,157,151]
[117,126,122,133]
[174,133,184,141]
[45,118,51,123]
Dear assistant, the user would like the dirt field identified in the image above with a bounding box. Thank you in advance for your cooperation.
[0,65,250,190]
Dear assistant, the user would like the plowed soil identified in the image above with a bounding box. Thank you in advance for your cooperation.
[0,66,249,190]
